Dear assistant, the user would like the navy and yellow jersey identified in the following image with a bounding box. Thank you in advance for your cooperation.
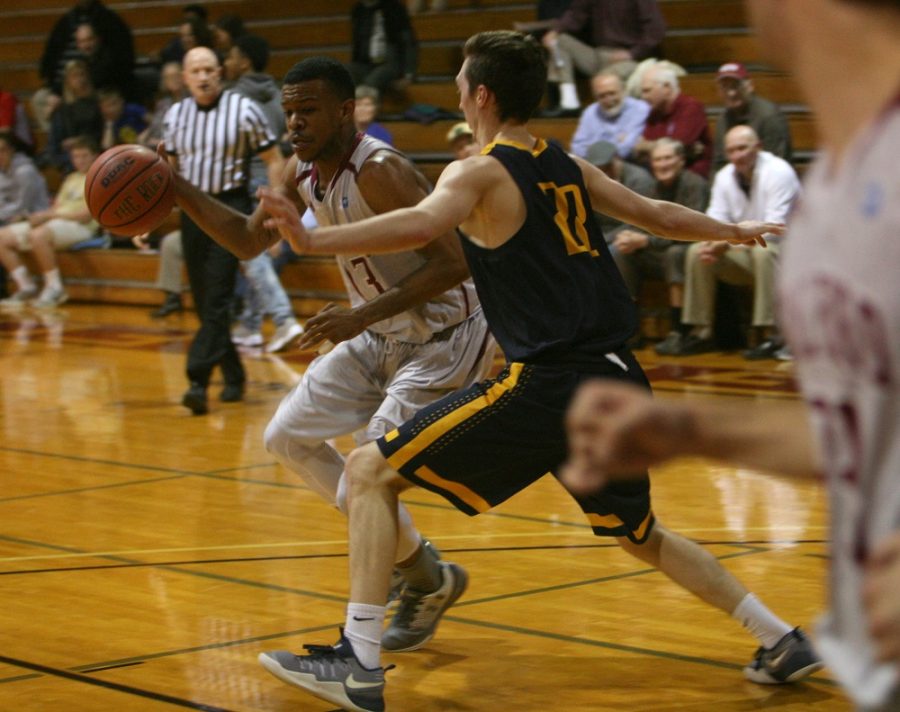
[460,138,637,369]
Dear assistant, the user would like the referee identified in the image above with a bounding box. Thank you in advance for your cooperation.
[163,46,285,414]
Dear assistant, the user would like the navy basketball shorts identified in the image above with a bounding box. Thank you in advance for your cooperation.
[376,349,655,544]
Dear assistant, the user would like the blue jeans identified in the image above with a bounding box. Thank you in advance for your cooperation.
[239,252,294,332]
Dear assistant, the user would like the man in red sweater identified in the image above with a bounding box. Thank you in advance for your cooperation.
[633,63,712,177]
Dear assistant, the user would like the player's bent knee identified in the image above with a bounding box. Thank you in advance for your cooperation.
[346,442,405,494]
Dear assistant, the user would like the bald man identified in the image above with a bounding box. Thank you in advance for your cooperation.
[162,47,285,414]
[564,1,900,707]
[675,125,799,357]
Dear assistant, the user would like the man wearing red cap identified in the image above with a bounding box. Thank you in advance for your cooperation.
[713,61,791,171]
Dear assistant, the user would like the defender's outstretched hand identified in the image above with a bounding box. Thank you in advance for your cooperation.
[561,381,696,495]
[728,220,785,247]
[258,187,311,253]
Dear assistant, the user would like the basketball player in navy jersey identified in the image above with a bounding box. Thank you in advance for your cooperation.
[563,1,900,709]
[257,30,820,712]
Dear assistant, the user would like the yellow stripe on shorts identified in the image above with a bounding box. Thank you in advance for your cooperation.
[385,362,525,469]
[586,510,654,539]
[413,465,493,513]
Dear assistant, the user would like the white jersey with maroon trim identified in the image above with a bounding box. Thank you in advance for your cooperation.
[295,133,479,344]
[779,100,900,706]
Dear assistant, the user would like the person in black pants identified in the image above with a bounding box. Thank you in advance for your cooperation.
[162,46,284,414]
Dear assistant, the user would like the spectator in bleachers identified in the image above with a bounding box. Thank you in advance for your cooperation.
[675,126,800,358]
[223,34,303,354]
[348,0,419,97]
[34,0,134,129]
[712,62,792,171]
[584,139,654,244]
[74,22,133,100]
[634,64,712,177]
[406,0,446,13]
[178,15,216,59]
[0,89,34,156]
[159,5,208,65]
[0,133,50,226]
[98,89,147,151]
[213,14,247,55]
[446,122,478,160]
[542,0,665,115]
[139,62,187,148]
[570,71,649,160]
[43,60,102,173]
[600,138,709,355]
[0,136,99,309]
[354,86,394,145]
[133,230,186,318]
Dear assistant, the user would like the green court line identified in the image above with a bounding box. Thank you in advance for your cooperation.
[0,446,200,476]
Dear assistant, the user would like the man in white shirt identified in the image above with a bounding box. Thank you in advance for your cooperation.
[675,125,799,357]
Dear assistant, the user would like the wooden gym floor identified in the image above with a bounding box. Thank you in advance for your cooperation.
[0,304,848,711]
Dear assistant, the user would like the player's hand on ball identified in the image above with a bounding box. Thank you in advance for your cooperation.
[259,187,310,253]
[297,303,366,352]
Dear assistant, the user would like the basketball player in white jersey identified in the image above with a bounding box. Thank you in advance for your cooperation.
[163,56,495,654]
[562,1,900,708]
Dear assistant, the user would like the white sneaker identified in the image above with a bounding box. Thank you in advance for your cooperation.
[266,319,304,353]
[231,324,263,347]
[0,286,39,309]
[32,287,68,309]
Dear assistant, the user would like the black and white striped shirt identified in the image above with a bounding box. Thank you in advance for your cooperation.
[163,89,275,195]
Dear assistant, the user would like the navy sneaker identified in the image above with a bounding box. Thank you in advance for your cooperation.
[743,628,824,684]
[259,631,392,712]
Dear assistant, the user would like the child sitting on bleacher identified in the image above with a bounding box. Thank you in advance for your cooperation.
[0,136,99,309]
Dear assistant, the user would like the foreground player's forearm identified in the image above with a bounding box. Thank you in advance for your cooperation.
[307,206,439,256]
[173,173,276,259]
[687,400,821,478]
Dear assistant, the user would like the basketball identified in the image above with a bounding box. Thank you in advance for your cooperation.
[84,144,175,237]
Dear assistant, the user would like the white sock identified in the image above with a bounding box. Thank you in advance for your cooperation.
[732,593,793,649]
[559,82,580,109]
[43,269,62,292]
[12,266,34,291]
[344,603,385,669]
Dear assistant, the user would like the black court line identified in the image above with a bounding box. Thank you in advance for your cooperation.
[0,622,336,687]
[651,385,800,401]
[0,446,201,477]
[0,654,236,710]
[0,539,829,577]
[438,616,839,687]
[0,474,193,503]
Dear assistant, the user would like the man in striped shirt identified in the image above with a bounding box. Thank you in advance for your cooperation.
[163,47,285,414]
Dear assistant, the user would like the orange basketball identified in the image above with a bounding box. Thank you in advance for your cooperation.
[84,144,175,237]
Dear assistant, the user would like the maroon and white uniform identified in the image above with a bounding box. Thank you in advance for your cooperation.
[779,99,900,707]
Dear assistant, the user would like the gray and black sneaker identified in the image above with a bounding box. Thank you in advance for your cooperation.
[381,561,468,652]
[743,628,824,684]
[258,631,391,712]
[388,538,442,607]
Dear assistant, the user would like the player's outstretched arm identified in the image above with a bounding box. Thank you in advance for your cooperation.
[260,157,486,256]
[295,152,471,352]
[561,381,821,495]
[574,155,783,247]
[162,143,290,259]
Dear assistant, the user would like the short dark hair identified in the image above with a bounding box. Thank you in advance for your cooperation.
[68,135,99,154]
[234,34,270,72]
[215,14,246,40]
[183,3,207,20]
[463,31,547,123]
[283,57,355,102]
